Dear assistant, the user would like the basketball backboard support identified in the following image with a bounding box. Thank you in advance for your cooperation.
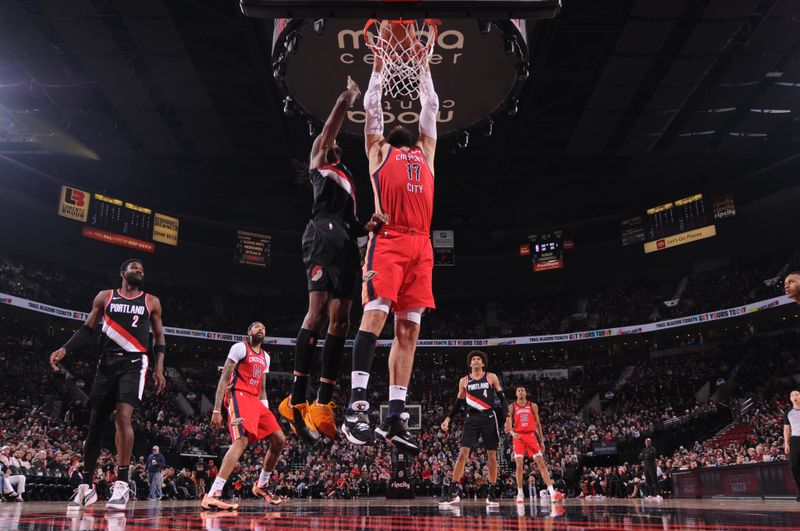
[241,1,562,20]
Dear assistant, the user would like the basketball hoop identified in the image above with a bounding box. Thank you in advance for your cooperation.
[363,19,439,100]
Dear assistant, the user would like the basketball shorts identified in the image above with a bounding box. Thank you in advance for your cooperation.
[362,225,435,312]
[460,410,500,451]
[89,352,149,407]
[302,217,361,299]
[224,389,281,443]
[513,432,543,459]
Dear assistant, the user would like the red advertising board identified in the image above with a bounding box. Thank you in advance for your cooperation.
[82,226,155,253]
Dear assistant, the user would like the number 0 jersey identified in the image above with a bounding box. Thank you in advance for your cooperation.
[100,289,151,353]
[465,372,496,412]
[227,341,270,396]
[371,146,434,233]
[512,401,538,434]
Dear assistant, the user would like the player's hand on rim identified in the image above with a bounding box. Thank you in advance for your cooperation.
[49,347,66,372]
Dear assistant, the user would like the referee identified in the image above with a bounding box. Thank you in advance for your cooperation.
[784,390,800,501]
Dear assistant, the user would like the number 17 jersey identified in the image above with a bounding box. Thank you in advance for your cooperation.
[227,341,270,396]
[371,146,434,232]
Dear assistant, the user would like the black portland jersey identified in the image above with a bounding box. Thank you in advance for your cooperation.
[100,289,151,353]
[465,372,496,412]
[309,163,362,235]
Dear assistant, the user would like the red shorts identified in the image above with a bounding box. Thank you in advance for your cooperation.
[224,389,281,443]
[362,226,435,312]
[513,432,542,458]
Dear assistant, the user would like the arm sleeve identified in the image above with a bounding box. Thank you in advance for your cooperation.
[264,353,271,374]
[364,71,384,137]
[226,342,247,364]
[418,69,439,139]
[447,398,465,419]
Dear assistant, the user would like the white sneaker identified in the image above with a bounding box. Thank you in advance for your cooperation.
[106,481,130,511]
[67,484,98,510]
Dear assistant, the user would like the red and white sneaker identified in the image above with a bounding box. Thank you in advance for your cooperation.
[552,490,565,502]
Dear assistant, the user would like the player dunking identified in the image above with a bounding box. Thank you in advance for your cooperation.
[50,259,166,511]
[505,387,564,503]
[340,26,439,454]
[204,322,286,510]
[279,77,387,444]
[439,351,507,506]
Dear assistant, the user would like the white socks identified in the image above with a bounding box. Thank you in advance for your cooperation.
[548,485,556,496]
[389,385,408,402]
[209,477,226,495]
[258,470,272,488]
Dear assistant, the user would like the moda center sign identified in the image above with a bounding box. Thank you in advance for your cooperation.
[272,19,529,137]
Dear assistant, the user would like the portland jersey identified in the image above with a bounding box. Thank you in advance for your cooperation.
[372,146,434,232]
[227,341,270,396]
[512,401,538,434]
[100,289,151,353]
[310,162,361,236]
[465,372,496,412]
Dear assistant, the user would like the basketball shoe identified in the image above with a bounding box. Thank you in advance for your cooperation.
[306,401,338,439]
[278,397,320,445]
[341,407,375,445]
[67,483,98,510]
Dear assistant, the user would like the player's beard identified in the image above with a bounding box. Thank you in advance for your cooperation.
[125,272,144,288]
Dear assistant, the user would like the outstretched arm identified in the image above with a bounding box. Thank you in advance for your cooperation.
[310,76,361,170]
[417,67,439,171]
[364,63,386,158]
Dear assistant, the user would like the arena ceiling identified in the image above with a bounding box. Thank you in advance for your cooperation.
[2,0,800,237]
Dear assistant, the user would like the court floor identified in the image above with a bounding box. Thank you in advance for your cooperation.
[2,497,800,530]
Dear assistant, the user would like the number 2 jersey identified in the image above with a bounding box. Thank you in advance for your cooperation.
[227,341,270,396]
[100,289,151,353]
[371,146,434,232]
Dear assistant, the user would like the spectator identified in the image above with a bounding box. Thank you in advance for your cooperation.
[145,446,166,500]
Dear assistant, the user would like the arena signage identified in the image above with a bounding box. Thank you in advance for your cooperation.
[0,293,791,347]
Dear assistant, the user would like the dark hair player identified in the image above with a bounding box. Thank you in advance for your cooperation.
[50,258,166,511]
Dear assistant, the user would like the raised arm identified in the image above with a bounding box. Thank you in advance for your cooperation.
[416,67,439,171]
[49,289,108,371]
[364,62,386,158]
[148,295,167,394]
[310,76,361,170]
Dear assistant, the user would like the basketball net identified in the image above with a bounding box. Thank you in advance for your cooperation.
[364,19,439,100]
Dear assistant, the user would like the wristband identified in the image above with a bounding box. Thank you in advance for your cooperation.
[154,344,166,355]
[212,409,220,414]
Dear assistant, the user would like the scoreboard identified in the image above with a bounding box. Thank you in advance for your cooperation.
[58,185,179,253]
[645,194,709,241]
[530,232,564,272]
[235,231,272,268]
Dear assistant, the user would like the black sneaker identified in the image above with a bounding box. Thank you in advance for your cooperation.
[374,416,391,440]
[341,408,375,446]
[438,484,461,506]
[385,414,419,455]
[486,488,499,507]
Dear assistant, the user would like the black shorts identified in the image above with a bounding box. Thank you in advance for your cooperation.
[461,410,500,451]
[89,352,149,408]
[302,217,361,299]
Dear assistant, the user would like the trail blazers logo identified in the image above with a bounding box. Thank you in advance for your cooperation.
[363,270,377,282]
[311,265,324,282]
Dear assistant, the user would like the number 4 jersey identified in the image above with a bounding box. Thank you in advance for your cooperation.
[227,341,270,396]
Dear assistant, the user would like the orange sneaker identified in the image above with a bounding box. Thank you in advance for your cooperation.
[278,396,320,445]
[552,491,565,502]
[201,491,239,511]
[307,401,338,439]
[252,483,284,505]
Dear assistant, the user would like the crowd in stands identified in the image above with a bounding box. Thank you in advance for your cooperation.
[1,251,795,339]
[1,250,799,503]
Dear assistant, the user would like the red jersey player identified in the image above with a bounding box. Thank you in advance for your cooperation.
[204,322,286,510]
[341,23,439,455]
[504,386,564,503]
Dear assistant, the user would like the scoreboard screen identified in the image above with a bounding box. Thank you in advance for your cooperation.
[88,194,154,242]
[58,186,179,253]
[236,231,271,268]
[645,194,709,241]
[530,232,564,272]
